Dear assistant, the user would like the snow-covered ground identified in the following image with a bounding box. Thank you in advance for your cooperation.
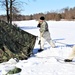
[0,20,75,75]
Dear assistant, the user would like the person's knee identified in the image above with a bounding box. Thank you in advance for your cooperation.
[72,45,75,53]
[50,40,55,48]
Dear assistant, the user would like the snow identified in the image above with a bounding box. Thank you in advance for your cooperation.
[0,20,75,75]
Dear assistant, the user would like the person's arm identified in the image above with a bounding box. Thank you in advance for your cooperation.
[40,22,46,36]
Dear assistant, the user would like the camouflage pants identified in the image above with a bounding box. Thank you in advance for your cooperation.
[68,45,75,60]
[40,31,55,49]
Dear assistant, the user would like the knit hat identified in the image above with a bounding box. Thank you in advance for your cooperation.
[40,16,45,20]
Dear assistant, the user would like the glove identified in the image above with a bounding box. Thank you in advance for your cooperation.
[37,23,41,28]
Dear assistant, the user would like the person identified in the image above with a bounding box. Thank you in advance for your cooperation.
[64,45,75,62]
[37,16,55,52]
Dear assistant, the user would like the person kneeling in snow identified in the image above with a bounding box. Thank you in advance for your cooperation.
[64,45,75,62]
[37,16,55,52]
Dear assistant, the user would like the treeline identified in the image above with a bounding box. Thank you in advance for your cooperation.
[0,7,75,21]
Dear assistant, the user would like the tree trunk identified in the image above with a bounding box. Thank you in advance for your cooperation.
[6,0,10,23]
[10,0,12,25]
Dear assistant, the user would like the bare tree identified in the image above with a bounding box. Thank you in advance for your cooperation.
[0,0,10,23]
[0,0,21,24]
[0,0,36,23]
[10,0,12,24]
[6,0,10,23]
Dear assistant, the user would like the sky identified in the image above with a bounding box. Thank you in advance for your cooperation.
[0,0,75,15]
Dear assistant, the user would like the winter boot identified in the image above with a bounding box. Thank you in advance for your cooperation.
[38,48,44,52]
[64,59,72,62]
